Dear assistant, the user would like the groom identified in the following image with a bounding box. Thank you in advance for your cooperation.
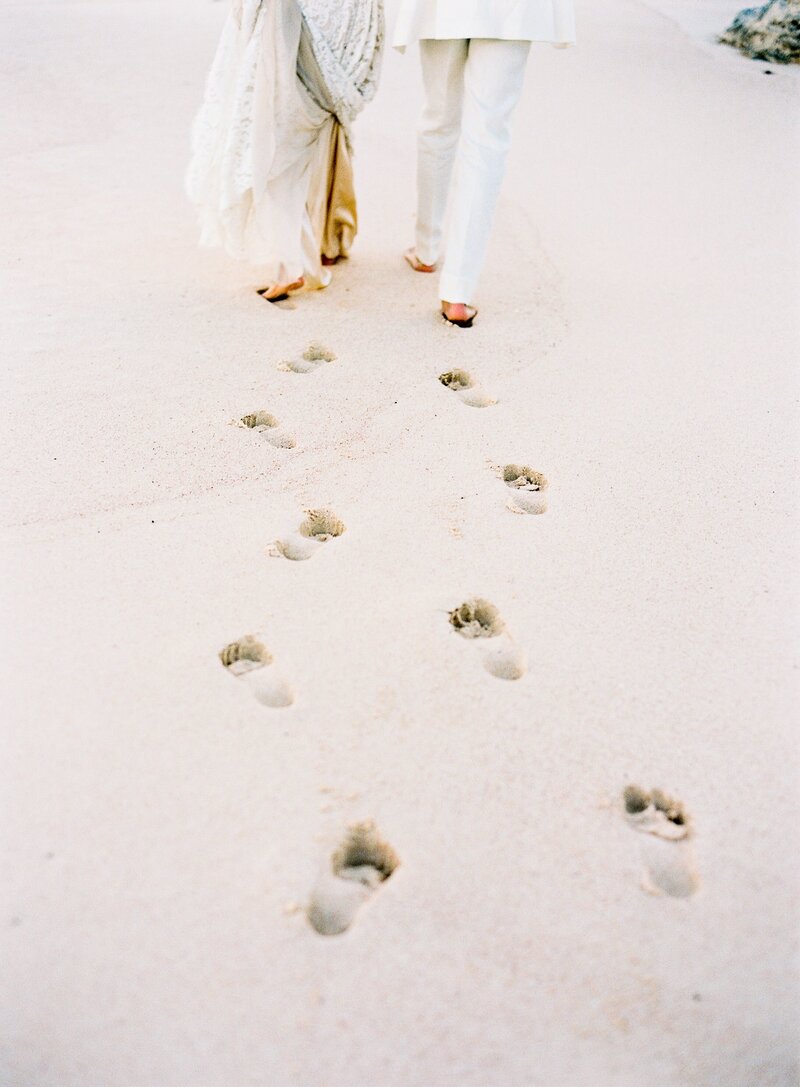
[394,0,575,327]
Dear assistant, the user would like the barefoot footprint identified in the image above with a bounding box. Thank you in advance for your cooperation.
[307,821,400,936]
[449,598,526,680]
[623,785,699,898]
[219,634,295,708]
[272,509,346,561]
[278,341,336,374]
[239,411,296,449]
[502,464,548,515]
[439,369,496,409]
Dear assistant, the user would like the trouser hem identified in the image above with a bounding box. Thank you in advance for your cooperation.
[439,273,477,304]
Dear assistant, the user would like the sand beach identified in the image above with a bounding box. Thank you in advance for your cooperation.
[1,1,798,1083]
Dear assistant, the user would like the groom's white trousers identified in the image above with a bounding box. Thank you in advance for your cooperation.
[415,38,531,303]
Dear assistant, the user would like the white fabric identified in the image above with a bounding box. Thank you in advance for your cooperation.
[414,37,530,303]
[393,0,575,50]
[186,0,383,279]
[295,0,385,126]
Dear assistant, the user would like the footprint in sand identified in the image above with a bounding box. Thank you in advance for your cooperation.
[308,821,400,936]
[449,597,526,681]
[439,369,496,408]
[239,411,296,449]
[219,634,294,708]
[623,785,699,898]
[278,341,336,374]
[502,464,548,515]
[271,508,346,561]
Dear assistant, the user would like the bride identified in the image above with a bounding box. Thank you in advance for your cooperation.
[187,0,385,301]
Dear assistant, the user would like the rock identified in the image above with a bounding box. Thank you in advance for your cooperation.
[720,0,800,63]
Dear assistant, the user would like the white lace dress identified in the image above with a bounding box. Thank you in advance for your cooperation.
[186,0,384,284]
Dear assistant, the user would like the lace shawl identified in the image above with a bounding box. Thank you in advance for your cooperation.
[224,0,384,126]
[298,0,384,126]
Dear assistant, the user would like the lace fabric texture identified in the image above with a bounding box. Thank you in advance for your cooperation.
[299,0,384,126]
[186,0,384,278]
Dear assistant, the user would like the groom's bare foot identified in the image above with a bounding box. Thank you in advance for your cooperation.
[441,301,477,328]
[404,247,436,273]
[256,277,305,302]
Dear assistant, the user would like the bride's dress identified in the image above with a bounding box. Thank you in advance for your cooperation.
[186,0,384,284]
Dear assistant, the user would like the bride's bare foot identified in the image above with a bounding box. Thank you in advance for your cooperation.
[404,247,436,273]
[256,277,305,302]
[441,301,478,328]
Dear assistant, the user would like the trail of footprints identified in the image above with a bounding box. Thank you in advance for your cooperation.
[215,337,698,935]
[233,341,338,452]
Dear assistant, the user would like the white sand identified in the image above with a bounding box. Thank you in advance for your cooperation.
[2,1,799,1084]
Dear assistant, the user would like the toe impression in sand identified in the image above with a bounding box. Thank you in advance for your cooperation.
[239,411,296,449]
[308,821,400,936]
[439,369,496,409]
[278,341,336,374]
[272,508,346,561]
[449,598,526,681]
[502,464,548,515]
[219,634,295,708]
[623,785,699,898]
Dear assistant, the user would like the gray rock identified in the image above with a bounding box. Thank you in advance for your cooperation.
[720,0,800,63]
